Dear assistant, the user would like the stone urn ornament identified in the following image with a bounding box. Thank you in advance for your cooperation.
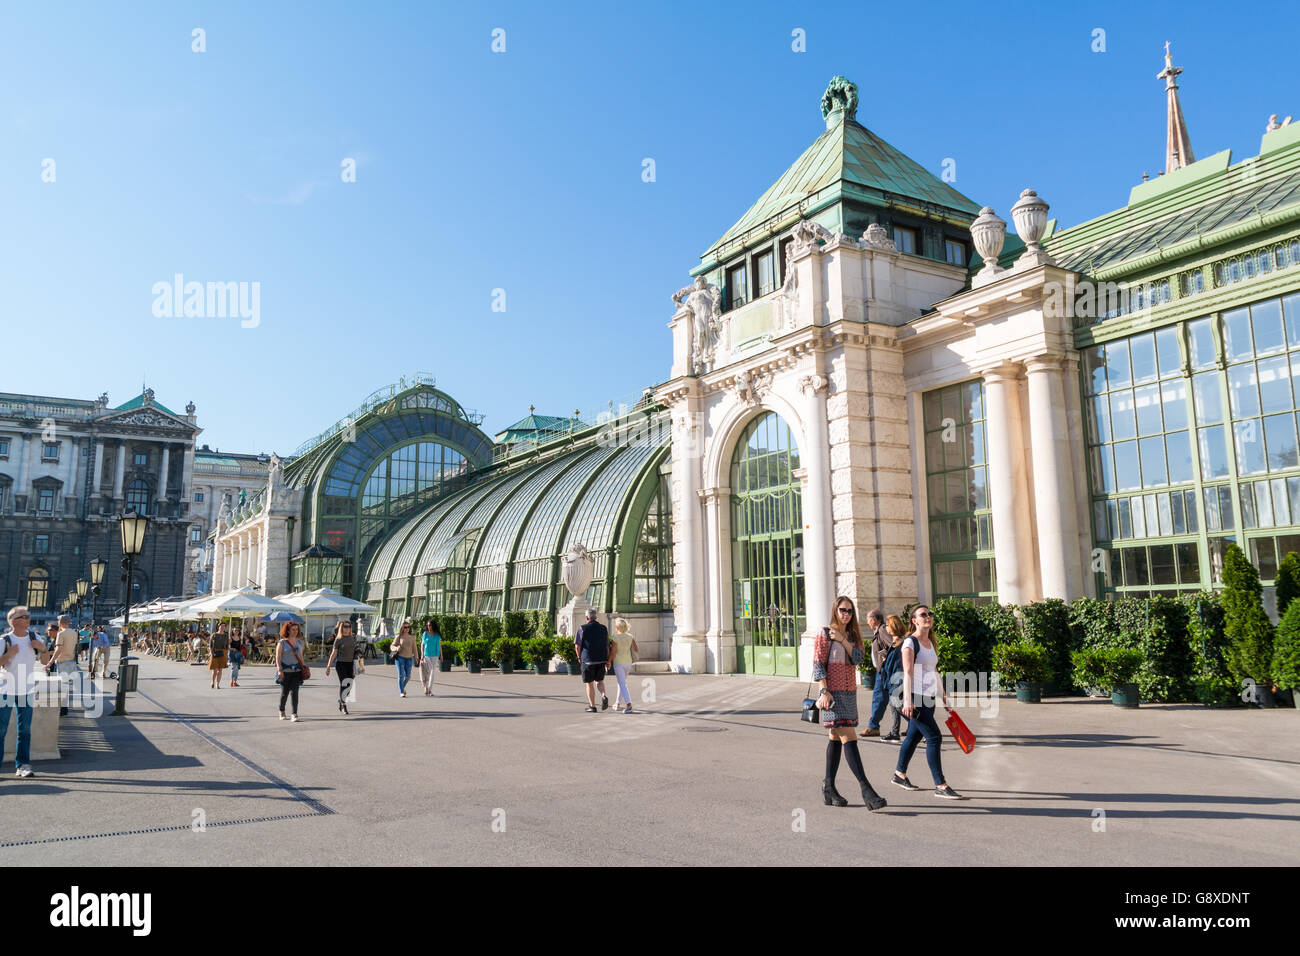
[561,543,594,598]
[970,207,1007,287]
[1009,189,1056,269]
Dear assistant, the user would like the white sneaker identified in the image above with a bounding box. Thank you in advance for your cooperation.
[16,765,33,778]
[290,714,300,722]
[279,712,287,720]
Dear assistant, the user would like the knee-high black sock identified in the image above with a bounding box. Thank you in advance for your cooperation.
[843,740,871,785]
[824,740,843,782]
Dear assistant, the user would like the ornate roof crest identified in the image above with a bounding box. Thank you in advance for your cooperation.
[820,76,859,122]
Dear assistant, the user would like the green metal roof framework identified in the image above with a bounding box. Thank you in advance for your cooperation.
[364,409,672,619]
[115,392,179,416]
[698,100,981,274]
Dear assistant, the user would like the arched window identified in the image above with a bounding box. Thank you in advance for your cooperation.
[126,479,151,515]
[25,568,49,609]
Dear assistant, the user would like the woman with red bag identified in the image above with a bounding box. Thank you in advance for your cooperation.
[891,604,965,800]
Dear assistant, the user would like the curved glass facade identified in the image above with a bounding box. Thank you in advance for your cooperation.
[364,412,671,620]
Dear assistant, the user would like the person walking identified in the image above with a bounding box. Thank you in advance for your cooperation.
[227,627,245,687]
[391,620,417,698]
[209,624,229,689]
[863,614,908,742]
[812,597,887,810]
[610,618,637,713]
[275,621,308,722]
[859,609,889,738]
[51,614,80,716]
[90,625,111,680]
[324,620,357,714]
[892,604,964,799]
[417,620,441,697]
[1,606,46,778]
[575,608,611,713]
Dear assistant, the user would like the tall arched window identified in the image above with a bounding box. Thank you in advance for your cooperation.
[730,411,804,677]
[25,568,50,609]
[126,479,152,515]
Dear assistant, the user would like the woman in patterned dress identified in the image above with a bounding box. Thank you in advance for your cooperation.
[813,597,887,810]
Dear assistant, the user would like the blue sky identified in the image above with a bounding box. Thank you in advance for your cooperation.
[3,0,1295,454]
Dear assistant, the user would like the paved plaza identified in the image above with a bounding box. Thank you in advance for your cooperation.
[2,656,1297,867]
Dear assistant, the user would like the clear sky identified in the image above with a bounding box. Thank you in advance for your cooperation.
[3,0,1295,455]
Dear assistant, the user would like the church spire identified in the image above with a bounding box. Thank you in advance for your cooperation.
[1158,41,1195,174]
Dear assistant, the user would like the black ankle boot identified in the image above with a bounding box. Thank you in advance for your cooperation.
[860,781,887,811]
[822,779,848,807]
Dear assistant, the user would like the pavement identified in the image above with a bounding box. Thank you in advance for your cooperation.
[2,654,1298,866]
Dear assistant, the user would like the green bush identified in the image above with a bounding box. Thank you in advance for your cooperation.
[1136,608,1195,702]
[975,602,1021,650]
[1222,545,1274,686]
[555,636,579,666]
[991,642,1051,686]
[1021,599,1077,695]
[502,611,529,643]
[937,631,970,674]
[478,616,502,643]
[1277,551,1300,618]
[1196,675,1242,708]
[1181,591,1230,681]
[529,610,552,641]
[459,638,490,663]
[932,599,992,674]
[1068,598,1119,650]
[1071,647,1143,690]
[375,637,394,655]
[490,637,522,666]
[442,640,461,665]
[1271,600,1300,691]
[523,637,554,665]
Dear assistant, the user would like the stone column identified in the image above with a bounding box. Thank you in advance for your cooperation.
[700,486,735,673]
[112,440,126,502]
[669,400,707,672]
[1026,357,1084,599]
[160,445,171,503]
[92,439,106,509]
[798,372,834,634]
[982,362,1038,604]
[13,434,31,509]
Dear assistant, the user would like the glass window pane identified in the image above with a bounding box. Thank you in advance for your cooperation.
[1106,500,1119,539]
[1185,489,1199,533]
[1199,424,1230,479]
[1171,490,1187,533]
[1161,380,1189,431]
[1123,547,1150,586]
[972,559,992,593]
[1188,318,1216,369]
[1192,370,1223,424]
[1105,340,1132,389]
[1115,440,1142,491]
[1130,495,1147,537]
[1264,412,1300,471]
[1223,307,1254,361]
[1165,431,1194,484]
[1285,293,1300,347]
[1158,492,1174,535]
[1108,547,1124,586]
[971,467,987,510]
[1150,544,1176,585]
[1252,298,1285,355]
[1088,395,1110,444]
[1258,354,1293,414]
[1130,333,1158,384]
[1118,497,1133,537]
[1155,326,1182,378]
[1098,445,1115,493]
[1110,390,1137,440]
[1234,419,1267,475]
[1289,476,1300,521]
[1145,494,1161,536]
[1218,486,1236,530]
[1139,436,1167,486]
[1083,346,1107,395]
[1255,481,1275,528]
[1253,538,1278,580]
[963,381,983,422]
[1134,384,1163,435]
[1204,486,1221,531]
[1239,485,1258,530]
[1228,363,1260,418]
[1176,542,1200,584]
[1273,477,1291,526]
[971,422,986,465]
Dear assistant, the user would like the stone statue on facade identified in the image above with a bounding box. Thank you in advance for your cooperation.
[96,392,109,408]
[673,277,723,375]
[141,387,155,408]
[791,219,834,254]
[185,401,196,416]
[861,223,897,251]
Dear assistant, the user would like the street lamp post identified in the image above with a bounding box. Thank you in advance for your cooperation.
[90,558,106,629]
[114,510,149,717]
[76,579,88,629]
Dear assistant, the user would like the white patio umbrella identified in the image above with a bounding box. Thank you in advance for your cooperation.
[189,586,298,618]
[274,588,377,639]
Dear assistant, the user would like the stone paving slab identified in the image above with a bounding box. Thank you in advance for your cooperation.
[2,654,1297,866]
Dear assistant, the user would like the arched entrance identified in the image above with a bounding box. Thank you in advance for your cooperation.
[731,411,804,676]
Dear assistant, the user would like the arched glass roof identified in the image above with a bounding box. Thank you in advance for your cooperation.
[363,410,671,616]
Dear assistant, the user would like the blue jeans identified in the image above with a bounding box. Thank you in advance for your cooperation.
[869,673,904,734]
[0,697,34,768]
[229,652,243,681]
[395,656,412,693]
[896,703,945,786]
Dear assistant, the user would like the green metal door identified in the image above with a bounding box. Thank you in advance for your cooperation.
[731,412,805,677]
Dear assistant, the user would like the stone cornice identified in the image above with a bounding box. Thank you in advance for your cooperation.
[931,264,1080,325]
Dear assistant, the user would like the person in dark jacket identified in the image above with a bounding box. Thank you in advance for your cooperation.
[574,609,611,713]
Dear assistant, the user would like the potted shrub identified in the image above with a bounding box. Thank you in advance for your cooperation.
[992,642,1050,702]
[376,637,395,664]
[1100,648,1144,708]
[491,637,522,675]
[1272,600,1300,708]
[1070,647,1112,698]
[460,638,489,674]
[524,637,553,674]
[441,640,460,671]
[554,636,579,675]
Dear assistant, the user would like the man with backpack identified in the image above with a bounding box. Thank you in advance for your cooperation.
[1,606,47,778]
[860,611,906,742]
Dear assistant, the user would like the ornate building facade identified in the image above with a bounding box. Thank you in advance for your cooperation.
[0,388,202,621]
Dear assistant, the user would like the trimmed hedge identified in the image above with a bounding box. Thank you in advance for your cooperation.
[1272,601,1300,692]
[1021,599,1077,695]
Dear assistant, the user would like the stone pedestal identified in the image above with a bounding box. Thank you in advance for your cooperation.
[670,637,707,674]
[1,704,61,762]
[556,597,592,643]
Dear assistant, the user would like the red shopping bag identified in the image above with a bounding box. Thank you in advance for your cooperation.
[945,708,976,754]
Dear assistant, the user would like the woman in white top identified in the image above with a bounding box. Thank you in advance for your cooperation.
[610,618,637,713]
[891,604,964,799]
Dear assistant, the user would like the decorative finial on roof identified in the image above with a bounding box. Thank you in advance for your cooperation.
[820,76,859,126]
[1158,42,1195,174]
[529,404,535,415]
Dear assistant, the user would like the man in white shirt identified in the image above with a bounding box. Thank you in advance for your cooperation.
[1,605,47,778]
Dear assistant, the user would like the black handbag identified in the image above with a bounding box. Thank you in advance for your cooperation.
[802,683,827,723]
